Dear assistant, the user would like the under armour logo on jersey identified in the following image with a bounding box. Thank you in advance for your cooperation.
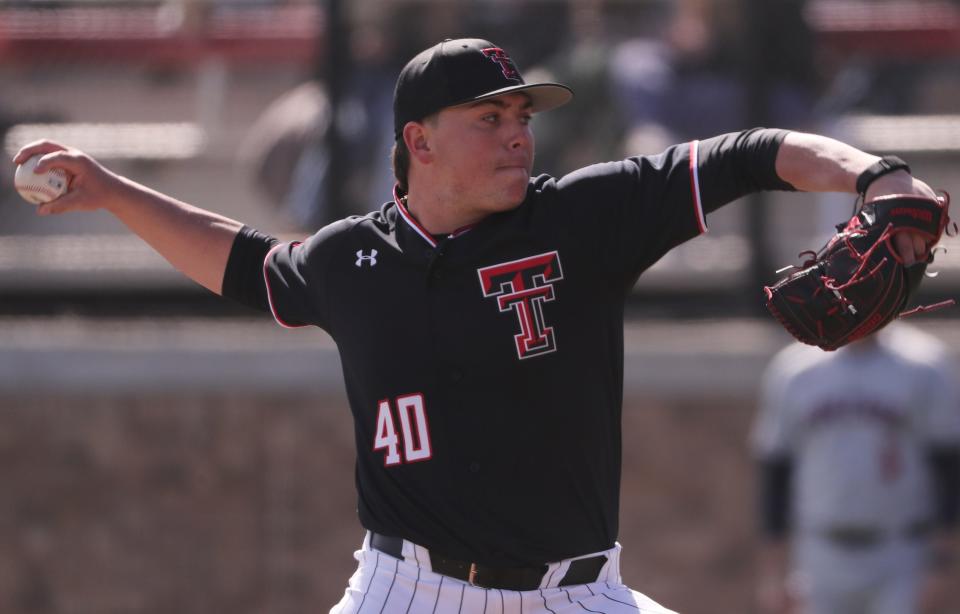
[355,249,378,267]
[481,47,521,81]
[477,251,563,359]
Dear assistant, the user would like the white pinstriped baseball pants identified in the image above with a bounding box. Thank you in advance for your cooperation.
[330,532,678,614]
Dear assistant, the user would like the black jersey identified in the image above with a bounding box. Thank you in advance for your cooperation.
[247,129,792,567]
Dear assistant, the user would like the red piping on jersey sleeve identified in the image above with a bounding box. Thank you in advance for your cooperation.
[688,140,708,235]
[263,241,307,329]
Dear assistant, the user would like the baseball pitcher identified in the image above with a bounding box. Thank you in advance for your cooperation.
[13,38,947,613]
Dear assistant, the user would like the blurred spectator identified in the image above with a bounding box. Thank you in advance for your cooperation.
[751,324,960,614]
[241,80,330,230]
[524,0,626,175]
[466,0,569,72]
[243,1,468,230]
[610,0,819,152]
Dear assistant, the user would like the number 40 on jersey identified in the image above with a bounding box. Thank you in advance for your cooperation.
[374,393,433,466]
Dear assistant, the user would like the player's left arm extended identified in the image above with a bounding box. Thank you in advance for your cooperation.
[773,131,939,264]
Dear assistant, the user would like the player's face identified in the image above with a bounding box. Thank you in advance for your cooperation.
[431,93,535,215]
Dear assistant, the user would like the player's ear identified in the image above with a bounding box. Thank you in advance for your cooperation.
[403,122,434,165]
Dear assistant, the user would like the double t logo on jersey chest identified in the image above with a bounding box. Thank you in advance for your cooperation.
[477,251,563,360]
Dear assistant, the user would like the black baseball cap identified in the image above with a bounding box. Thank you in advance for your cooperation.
[393,38,573,139]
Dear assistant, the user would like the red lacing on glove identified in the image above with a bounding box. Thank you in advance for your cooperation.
[818,223,896,313]
[901,299,956,317]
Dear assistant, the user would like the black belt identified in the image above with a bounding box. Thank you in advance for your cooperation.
[370,532,607,591]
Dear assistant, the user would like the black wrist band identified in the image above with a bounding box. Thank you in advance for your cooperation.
[856,155,911,196]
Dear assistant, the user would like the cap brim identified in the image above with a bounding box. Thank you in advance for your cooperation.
[455,83,574,114]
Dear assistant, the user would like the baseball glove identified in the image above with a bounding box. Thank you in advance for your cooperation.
[764,192,953,351]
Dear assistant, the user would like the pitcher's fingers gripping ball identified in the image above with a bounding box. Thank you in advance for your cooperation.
[14,154,70,204]
[765,192,954,350]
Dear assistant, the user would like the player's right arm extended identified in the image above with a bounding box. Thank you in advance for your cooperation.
[14,141,243,295]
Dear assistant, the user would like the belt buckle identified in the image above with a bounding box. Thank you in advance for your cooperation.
[468,562,479,586]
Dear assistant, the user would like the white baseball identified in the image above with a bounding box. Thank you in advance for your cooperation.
[14,154,70,205]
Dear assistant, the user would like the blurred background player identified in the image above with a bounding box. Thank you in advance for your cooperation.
[752,323,960,614]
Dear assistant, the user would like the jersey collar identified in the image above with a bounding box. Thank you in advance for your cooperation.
[393,185,474,249]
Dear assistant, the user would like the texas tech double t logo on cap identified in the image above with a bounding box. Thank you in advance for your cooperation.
[481,47,521,81]
[478,251,563,360]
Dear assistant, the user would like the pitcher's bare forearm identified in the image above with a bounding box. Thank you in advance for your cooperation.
[106,175,243,294]
[775,131,936,199]
[775,131,877,193]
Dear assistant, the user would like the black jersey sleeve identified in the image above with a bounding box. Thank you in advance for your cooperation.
[261,219,353,329]
[696,127,795,212]
[221,226,280,313]
[532,127,792,289]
